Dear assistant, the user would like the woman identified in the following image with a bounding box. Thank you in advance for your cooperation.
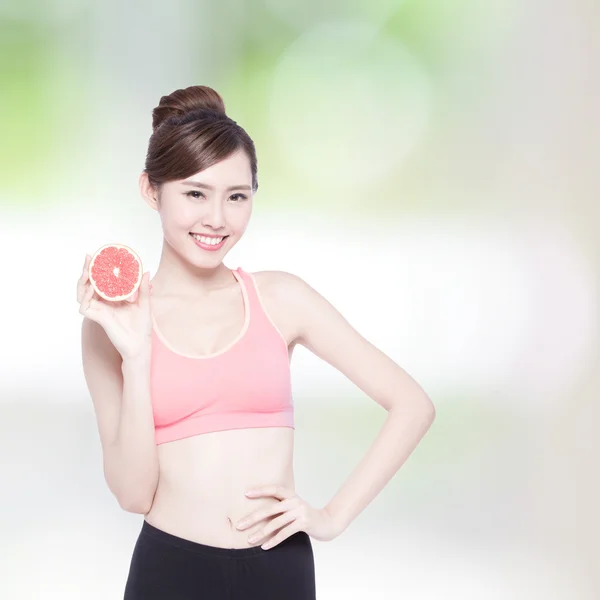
[78,85,436,600]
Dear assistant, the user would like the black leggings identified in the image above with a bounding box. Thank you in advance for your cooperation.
[123,519,317,599]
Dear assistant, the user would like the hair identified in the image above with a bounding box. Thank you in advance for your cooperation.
[144,85,258,204]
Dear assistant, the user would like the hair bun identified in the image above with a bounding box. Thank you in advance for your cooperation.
[151,85,226,131]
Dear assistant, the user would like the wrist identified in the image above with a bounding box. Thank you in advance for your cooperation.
[324,505,348,536]
[121,352,151,371]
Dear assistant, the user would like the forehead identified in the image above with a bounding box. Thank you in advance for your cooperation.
[184,150,251,184]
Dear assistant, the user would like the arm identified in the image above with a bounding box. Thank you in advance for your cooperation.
[81,317,159,513]
[279,271,436,534]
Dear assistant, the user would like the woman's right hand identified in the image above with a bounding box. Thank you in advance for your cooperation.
[77,254,153,361]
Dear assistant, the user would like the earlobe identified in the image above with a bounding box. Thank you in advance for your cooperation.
[139,171,160,210]
[142,194,159,211]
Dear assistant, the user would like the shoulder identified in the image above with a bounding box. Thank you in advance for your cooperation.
[247,269,315,305]
[246,269,336,346]
[237,269,313,347]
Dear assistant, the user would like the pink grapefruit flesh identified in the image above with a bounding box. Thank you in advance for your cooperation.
[88,244,143,302]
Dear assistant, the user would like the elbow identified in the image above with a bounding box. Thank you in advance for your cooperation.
[419,395,436,425]
[423,396,436,421]
[392,394,436,425]
[117,493,153,514]
[104,463,158,515]
[109,475,156,514]
[422,397,436,429]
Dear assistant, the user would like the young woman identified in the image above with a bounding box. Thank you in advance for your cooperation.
[78,85,436,600]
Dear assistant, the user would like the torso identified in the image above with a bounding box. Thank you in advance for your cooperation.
[145,269,300,548]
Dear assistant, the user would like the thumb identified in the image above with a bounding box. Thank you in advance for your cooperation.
[138,271,150,304]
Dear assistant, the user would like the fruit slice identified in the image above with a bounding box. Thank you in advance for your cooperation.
[88,243,143,302]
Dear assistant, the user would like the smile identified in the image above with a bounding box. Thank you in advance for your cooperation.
[190,233,228,251]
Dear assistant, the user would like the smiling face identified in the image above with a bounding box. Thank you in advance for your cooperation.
[141,148,254,268]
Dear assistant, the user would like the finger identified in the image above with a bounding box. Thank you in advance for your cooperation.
[251,511,297,543]
[82,254,90,279]
[77,280,87,306]
[135,272,147,303]
[79,282,95,315]
[81,282,105,315]
[81,287,108,327]
[77,257,90,303]
[261,521,301,550]
[79,286,94,319]
[246,485,293,501]
[237,498,296,530]
[137,272,150,307]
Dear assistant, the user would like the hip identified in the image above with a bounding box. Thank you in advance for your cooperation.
[124,519,316,600]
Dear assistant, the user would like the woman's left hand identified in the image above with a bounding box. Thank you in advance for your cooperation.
[236,485,342,550]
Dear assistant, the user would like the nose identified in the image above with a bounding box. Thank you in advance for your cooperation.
[201,198,226,230]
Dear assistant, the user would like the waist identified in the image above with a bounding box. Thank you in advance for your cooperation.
[145,426,295,548]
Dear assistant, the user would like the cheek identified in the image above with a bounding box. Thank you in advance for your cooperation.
[160,204,195,230]
[230,204,253,234]
[236,202,252,231]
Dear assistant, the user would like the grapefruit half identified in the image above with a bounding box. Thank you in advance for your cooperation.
[88,243,143,302]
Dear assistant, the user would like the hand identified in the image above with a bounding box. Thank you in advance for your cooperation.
[77,254,153,360]
[236,485,343,550]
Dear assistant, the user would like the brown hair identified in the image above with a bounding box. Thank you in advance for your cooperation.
[144,85,258,204]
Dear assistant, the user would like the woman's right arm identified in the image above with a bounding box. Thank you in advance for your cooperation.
[81,316,159,513]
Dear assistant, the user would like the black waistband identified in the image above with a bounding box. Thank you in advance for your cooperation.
[140,518,269,558]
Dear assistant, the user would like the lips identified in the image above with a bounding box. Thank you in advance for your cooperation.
[189,232,229,251]
[189,233,229,238]
[189,233,229,241]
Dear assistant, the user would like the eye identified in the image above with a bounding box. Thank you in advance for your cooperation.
[229,193,248,202]
[185,191,205,199]
[185,191,248,201]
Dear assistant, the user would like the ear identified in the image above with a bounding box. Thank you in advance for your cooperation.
[139,171,160,211]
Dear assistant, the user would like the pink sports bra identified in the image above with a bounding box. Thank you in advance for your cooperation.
[149,267,294,445]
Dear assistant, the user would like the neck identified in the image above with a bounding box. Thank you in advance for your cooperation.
[150,237,235,297]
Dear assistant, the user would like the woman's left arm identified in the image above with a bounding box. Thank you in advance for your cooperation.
[283,271,436,535]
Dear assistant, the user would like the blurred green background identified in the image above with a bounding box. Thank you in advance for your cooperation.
[1,0,599,598]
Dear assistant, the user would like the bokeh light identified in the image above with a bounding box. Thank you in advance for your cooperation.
[2,0,599,598]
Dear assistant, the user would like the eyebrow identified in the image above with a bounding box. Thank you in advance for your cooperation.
[181,181,252,191]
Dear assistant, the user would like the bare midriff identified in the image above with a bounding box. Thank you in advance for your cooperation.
[144,425,296,549]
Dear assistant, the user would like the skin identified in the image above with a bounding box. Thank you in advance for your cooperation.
[135,148,437,550]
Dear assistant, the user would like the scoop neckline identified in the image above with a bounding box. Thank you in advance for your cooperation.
[150,268,250,360]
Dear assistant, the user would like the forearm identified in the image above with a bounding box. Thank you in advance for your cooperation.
[105,354,159,512]
[324,396,435,533]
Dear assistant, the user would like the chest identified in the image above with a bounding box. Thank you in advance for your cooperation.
[153,292,247,358]
[150,272,299,358]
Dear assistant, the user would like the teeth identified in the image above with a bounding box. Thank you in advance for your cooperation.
[191,233,224,245]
